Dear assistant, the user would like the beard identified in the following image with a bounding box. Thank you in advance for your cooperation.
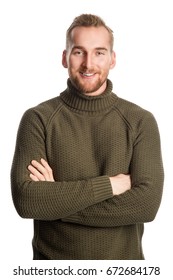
[69,69,107,94]
[72,78,104,94]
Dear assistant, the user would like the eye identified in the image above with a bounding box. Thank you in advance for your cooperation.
[73,50,85,56]
[96,51,105,56]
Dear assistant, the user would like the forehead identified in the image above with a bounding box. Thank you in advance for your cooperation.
[69,26,111,49]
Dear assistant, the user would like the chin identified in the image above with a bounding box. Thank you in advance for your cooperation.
[79,81,103,93]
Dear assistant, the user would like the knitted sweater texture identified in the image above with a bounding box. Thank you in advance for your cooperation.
[11,79,164,260]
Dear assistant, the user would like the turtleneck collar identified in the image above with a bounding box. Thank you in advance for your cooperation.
[60,78,118,113]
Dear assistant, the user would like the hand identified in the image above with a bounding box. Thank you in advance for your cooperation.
[28,158,55,182]
[109,174,131,195]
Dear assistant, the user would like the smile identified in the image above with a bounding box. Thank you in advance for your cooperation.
[80,72,95,77]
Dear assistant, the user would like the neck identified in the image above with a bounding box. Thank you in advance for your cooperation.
[60,78,118,114]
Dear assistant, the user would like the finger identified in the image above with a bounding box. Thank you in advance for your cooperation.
[40,158,52,172]
[29,173,39,182]
[28,164,46,181]
[31,160,51,180]
[40,158,54,181]
[30,160,46,174]
[30,159,54,181]
[40,158,50,168]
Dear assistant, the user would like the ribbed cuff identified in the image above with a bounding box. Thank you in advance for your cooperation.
[91,175,113,203]
[62,176,113,224]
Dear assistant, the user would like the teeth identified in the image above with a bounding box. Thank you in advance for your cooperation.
[82,73,94,77]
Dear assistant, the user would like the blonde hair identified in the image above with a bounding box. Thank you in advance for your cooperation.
[66,14,114,51]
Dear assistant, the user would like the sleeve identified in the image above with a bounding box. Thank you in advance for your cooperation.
[62,112,164,227]
[11,108,113,221]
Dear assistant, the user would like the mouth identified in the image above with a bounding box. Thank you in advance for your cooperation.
[80,72,95,78]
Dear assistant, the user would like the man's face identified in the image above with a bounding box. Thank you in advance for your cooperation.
[62,26,116,96]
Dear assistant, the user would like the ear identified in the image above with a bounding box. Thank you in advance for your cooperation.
[110,51,116,69]
[62,50,68,68]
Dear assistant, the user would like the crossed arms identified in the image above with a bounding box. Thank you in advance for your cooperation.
[28,158,131,196]
[11,108,164,227]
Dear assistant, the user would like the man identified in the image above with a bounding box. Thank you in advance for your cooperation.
[11,14,164,260]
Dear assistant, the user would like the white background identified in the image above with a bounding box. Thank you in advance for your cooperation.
[0,0,172,277]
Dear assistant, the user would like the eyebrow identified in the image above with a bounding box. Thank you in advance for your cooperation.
[72,46,108,52]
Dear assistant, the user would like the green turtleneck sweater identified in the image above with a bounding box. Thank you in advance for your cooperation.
[11,79,164,260]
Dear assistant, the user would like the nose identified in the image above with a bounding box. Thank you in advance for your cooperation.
[82,53,93,69]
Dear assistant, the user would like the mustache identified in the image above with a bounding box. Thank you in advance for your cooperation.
[79,67,96,73]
